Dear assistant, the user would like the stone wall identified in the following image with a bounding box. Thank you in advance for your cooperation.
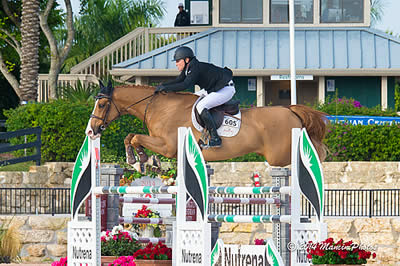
[1,161,399,189]
[0,215,69,263]
[0,162,74,188]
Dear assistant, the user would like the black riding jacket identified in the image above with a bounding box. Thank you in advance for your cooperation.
[162,58,233,93]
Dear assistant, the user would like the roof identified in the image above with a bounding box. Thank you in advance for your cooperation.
[112,27,400,76]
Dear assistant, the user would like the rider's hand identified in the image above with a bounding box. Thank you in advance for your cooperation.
[155,85,166,93]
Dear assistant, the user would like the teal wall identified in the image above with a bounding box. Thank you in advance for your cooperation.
[388,77,396,110]
[325,77,381,108]
[232,77,257,107]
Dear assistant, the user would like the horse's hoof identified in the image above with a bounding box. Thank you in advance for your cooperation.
[126,146,136,165]
[135,147,148,164]
[150,155,162,168]
[126,154,137,165]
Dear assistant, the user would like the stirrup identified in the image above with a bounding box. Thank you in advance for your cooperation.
[201,137,221,149]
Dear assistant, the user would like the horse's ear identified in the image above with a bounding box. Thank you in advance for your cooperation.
[107,80,113,95]
[99,80,107,94]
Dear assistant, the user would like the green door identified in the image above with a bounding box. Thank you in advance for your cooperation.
[325,77,381,108]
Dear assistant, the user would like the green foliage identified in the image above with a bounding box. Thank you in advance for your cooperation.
[314,94,399,117]
[395,83,400,112]
[325,123,400,161]
[4,100,93,162]
[58,79,99,103]
[63,0,165,73]
[224,153,265,162]
[101,227,140,256]
[3,99,163,162]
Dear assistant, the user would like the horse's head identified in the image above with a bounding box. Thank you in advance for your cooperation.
[86,80,121,139]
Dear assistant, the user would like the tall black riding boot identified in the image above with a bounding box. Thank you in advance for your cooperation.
[200,109,222,147]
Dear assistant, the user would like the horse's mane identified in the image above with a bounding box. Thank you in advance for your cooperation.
[115,84,155,91]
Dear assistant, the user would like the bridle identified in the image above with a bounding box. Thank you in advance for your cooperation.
[90,92,155,131]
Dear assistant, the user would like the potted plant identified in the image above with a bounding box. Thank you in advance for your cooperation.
[133,205,162,238]
[108,242,172,266]
[101,225,141,265]
[307,238,376,265]
[132,242,172,266]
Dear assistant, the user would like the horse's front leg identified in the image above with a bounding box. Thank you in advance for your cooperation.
[124,133,137,165]
[130,134,176,161]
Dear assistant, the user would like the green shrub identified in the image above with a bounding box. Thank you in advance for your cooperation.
[3,100,148,162]
[58,79,99,103]
[325,123,400,161]
[395,83,400,112]
[4,100,93,162]
[314,95,399,117]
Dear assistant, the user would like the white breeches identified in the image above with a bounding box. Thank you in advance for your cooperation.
[196,83,236,114]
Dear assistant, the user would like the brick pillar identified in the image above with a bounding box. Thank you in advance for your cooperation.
[101,164,123,230]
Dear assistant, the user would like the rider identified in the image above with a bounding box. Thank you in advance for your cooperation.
[155,46,235,148]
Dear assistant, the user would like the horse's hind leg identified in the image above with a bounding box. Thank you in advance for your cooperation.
[124,134,137,165]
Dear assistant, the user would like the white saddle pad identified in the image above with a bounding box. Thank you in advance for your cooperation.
[191,97,241,138]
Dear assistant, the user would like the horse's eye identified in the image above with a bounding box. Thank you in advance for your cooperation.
[99,103,105,108]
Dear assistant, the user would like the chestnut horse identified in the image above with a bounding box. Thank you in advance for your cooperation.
[87,82,327,167]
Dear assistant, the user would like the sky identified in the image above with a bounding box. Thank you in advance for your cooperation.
[60,0,400,35]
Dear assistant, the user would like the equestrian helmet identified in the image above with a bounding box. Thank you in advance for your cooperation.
[173,46,194,61]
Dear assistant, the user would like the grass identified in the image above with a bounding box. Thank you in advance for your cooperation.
[0,161,35,172]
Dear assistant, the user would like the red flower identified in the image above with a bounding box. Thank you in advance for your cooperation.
[307,238,376,264]
[132,242,172,260]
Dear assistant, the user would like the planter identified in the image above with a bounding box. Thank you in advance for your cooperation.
[134,260,172,266]
[101,256,118,266]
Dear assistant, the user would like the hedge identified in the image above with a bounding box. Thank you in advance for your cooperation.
[325,123,400,161]
[3,100,147,162]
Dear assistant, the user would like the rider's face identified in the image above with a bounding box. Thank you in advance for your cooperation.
[176,58,189,71]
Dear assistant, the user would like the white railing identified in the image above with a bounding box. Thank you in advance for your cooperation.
[38,27,210,102]
[38,74,99,102]
[70,26,210,77]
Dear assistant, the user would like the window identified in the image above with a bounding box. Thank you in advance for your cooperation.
[320,0,363,23]
[220,0,263,23]
[270,0,313,23]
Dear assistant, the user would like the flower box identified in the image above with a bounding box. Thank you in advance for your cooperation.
[134,259,172,266]
[101,256,118,266]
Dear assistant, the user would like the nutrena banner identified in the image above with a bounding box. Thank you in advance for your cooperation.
[70,136,91,220]
[184,128,208,221]
[298,128,325,221]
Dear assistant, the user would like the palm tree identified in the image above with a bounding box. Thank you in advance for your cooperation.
[370,0,384,26]
[1,0,74,101]
[63,0,165,72]
[19,0,40,102]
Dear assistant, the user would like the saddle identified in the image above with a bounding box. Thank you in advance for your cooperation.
[194,99,240,128]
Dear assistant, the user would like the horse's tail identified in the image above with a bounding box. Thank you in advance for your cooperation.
[288,105,328,161]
